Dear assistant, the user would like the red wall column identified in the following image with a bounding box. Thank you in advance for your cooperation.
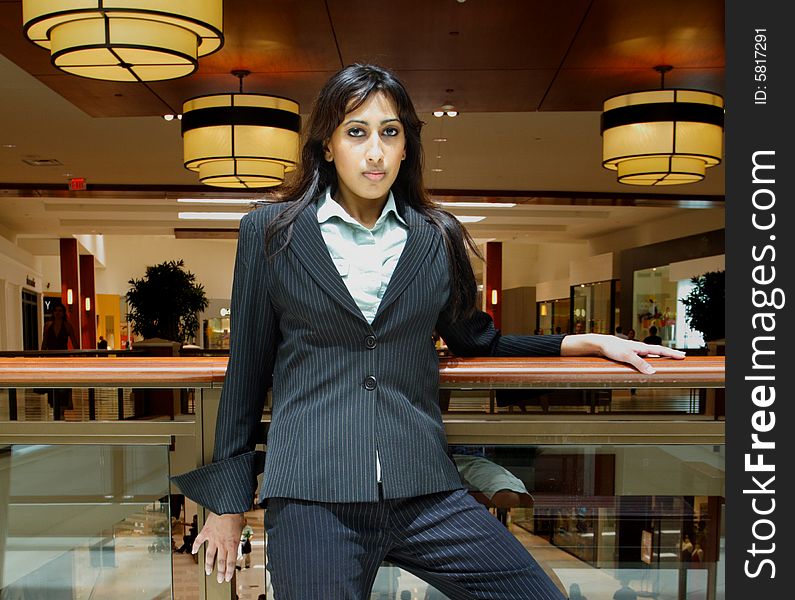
[485,241,502,330]
[59,238,81,348]
[79,254,97,350]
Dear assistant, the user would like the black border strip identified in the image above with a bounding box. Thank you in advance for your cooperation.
[181,106,301,134]
[601,102,725,132]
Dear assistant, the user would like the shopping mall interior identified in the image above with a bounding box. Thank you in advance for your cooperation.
[0,1,725,599]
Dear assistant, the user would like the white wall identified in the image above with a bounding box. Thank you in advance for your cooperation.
[588,208,725,256]
[501,243,540,289]
[669,254,725,281]
[94,235,238,298]
[500,240,592,292]
[499,209,723,295]
[38,255,61,294]
[569,252,619,285]
[0,235,42,350]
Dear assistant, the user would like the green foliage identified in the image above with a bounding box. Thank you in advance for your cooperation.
[126,259,209,344]
[680,270,725,343]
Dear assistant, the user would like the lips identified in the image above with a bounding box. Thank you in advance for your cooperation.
[363,171,386,181]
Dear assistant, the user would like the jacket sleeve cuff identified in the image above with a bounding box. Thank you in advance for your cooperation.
[170,450,266,515]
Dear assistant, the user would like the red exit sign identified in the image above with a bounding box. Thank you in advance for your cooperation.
[69,177,86,191]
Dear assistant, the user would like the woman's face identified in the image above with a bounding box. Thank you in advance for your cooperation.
[324,91,406,207]
[53,306,65,319]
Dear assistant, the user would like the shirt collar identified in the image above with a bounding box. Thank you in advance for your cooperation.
[317,187,407,228]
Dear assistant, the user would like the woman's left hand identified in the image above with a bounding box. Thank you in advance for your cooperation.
[560,333,686,374]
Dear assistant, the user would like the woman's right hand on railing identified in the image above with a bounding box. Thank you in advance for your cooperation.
[192,512,244,583]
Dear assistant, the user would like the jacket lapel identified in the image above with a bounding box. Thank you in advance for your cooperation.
[289,201,366,323]
[287,195,437,326]
[374,199,436,321]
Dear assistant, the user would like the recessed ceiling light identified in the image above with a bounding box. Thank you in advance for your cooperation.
[432,137,448,142]
[22,158,62,167]
[439,202,516,208]
[434,104,458,118]
[178,212,246,220]
[456,216,486,223]
[177,198,254,205]
[2,144,16,149]
[431,168,443,172]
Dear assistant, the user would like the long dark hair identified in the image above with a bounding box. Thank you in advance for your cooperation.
[262,63,481,322]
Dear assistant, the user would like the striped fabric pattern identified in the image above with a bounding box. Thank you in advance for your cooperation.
[264,487,566,599]
[317,187,408,324]
[171,196,565,514]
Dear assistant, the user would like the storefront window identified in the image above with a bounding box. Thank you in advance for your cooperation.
[572,281,614,335]
[203,317,230,349]
[633,267,677,347]
[536,298,570,334]
[553,298,571,335]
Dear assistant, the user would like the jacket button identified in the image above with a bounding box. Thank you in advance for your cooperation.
[365,335,377,349]
[363,376,377,391]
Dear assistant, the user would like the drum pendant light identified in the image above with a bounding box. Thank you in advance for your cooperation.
[181,70,301,189]
[22,1,223,82]
[601,66,724,185]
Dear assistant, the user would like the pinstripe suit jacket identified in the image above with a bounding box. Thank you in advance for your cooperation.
[171,195,565,514]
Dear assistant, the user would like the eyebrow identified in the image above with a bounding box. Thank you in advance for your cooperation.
[343,118,401,126]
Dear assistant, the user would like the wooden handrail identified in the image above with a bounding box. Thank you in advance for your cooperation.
[0,355,723,388]
[439,356,724,388]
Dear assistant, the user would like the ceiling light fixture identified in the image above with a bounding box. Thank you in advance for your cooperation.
[22,1,223,82]
[177,198,255,205]
[601,65,724,185]
[433,104,458,118]
[178,212,246,221]
[181,70,300,189]
[439,202,516,209]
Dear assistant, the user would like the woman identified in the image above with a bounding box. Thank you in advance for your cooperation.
[40,302,79,419]
[41,303,79,351]
[172,64,684,599]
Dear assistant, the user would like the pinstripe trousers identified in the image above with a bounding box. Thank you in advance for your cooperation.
[263,487,566,600]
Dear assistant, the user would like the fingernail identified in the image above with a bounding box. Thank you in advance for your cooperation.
[217,575,223,584]
[644,365,656,374]
[206,567,211,576]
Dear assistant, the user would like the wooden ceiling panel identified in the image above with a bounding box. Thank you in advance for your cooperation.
[397,69,556,113]
[564,0,724,69]
[148,71,340,117]
[0,1,60,76]
[328,0,590,70]
[197,0,341,74]
[542,68,725,111]
[0,0,725,118]
[32,75,173,117]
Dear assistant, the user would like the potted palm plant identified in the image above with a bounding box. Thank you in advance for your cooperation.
[680,270,725,346]
[125,259,209,418]
[126,259,209,345]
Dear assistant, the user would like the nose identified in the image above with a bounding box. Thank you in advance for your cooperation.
[364,132,384,163]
